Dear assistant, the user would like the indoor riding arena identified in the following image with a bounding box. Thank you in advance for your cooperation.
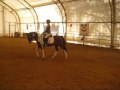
[0,0,120,90]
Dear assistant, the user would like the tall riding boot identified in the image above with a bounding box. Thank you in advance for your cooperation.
[43,38,48,46]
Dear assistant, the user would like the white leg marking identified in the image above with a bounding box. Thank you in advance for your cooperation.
[51,51,58,59]
[36,48,39,57]
[64,50,68,59]
[42,49,45,58]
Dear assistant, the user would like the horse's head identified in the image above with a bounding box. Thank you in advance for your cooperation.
[26,32,42,49]
[26,32,38,44]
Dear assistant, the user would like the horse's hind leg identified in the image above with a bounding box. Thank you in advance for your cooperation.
[51,45,58,59]
[61,41,67,59]
[63,47,67,59]
[51,51,57,59]
[63,50,67,59]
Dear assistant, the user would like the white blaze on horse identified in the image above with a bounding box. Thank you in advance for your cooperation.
[26,32,67,59]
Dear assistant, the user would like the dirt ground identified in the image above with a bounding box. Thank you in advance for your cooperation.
[0,38,120,90]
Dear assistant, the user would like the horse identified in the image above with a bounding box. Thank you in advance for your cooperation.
[26,32,67,59]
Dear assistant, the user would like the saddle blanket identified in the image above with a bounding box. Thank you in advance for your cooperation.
[48,36,54,44]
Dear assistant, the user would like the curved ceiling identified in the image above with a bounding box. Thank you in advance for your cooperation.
[1,0,78,10]
[1,0,120,23]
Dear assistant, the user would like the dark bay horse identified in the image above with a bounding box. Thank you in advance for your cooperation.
[26,32,67,59]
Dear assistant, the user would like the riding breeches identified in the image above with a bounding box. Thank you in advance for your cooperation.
[44,33,52,38]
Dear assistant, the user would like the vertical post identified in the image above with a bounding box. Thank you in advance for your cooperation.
[15,22,16,32]
[13,22,16,37]
[110,0,116,49]
[83,36,85,45]
[9,22,10,37]
[57,0,67,39]
[2,6,5,36]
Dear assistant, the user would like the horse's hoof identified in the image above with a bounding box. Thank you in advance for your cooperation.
[36,56,40,58]
[65,57,68,59]
[51,56,54,59]
[36,54,40,58]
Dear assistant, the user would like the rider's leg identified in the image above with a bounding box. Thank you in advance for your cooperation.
[44,33,52,38]
[43,38,48,47]
[44,38,48,43]
[43,33,52,46]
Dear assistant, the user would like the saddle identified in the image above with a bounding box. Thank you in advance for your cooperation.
[48,36,54,44]
[43,33,54,46]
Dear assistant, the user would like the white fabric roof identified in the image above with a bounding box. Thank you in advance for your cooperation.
[1,0,120,22]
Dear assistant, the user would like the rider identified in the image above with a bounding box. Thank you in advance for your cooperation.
[43,19,52,45]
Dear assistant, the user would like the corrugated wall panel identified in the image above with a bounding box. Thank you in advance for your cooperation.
[0,6,3,36]
[4,9,16,35]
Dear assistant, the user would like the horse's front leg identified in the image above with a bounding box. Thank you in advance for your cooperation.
[35,46,45,59]
[51,45,58,59]
[64,50,67,59]
[41,49,45,59]
[51,51,58,59]
[37,41,45,59]
[36,48,45,59]
[36,47,40,58]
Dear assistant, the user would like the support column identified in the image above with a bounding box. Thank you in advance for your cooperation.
[2,6,5,36]
[110,0,116,49]
[58,0,67,39]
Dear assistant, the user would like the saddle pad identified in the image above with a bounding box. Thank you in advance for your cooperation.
[48,37,54,44]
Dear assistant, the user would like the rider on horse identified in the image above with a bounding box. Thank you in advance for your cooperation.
[43,19,52,46]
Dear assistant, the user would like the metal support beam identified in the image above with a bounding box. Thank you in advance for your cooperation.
[57,0,67,39]
[52,0,65,35]
[17,0,39,32]
[23,0,40,32]
[109,0,116,49]
[15,0,79,11]
[2,6,5,35]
